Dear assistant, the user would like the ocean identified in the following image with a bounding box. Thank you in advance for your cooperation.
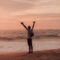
[0,30,60,54]
[0,30,60,40]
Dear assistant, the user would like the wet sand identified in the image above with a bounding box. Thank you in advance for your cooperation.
[0,49,60,60]
[0,38,60,53]
[0,38,60,60]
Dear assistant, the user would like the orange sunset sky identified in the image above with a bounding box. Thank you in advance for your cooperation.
[0,0,60,30]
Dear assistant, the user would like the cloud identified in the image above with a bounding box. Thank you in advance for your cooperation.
[0,0,60,17]
[0,0,35,11]
[0,0,60,30]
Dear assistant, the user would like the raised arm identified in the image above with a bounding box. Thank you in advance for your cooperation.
[21,22,28,30]
[32,21,35,31]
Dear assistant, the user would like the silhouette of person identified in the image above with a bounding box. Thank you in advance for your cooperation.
[21,21,35,53]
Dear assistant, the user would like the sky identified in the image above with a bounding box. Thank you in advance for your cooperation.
[0,0,60,30]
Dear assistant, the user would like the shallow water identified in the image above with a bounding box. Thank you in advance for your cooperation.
[0,38,60,54]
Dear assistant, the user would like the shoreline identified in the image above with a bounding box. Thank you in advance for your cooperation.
[0,39,60,54]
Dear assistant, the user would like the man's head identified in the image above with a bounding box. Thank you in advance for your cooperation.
[28,26,31,29]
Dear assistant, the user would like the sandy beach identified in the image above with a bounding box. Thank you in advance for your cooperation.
[0,49,60,60]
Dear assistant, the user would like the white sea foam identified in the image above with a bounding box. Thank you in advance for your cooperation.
[0,38,60,54]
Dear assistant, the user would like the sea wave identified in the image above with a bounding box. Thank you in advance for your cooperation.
[0,30,60,40]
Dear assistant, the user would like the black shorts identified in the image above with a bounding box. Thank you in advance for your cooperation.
[27,38,32,46]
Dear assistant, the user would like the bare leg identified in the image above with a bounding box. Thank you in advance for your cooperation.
[27,38,33,53]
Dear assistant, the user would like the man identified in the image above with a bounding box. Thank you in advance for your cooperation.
[21,21,35,53]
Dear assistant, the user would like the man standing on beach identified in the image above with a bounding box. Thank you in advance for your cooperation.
[21,21,35,53]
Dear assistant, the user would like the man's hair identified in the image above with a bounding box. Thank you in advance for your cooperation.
[28,26,31,29]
